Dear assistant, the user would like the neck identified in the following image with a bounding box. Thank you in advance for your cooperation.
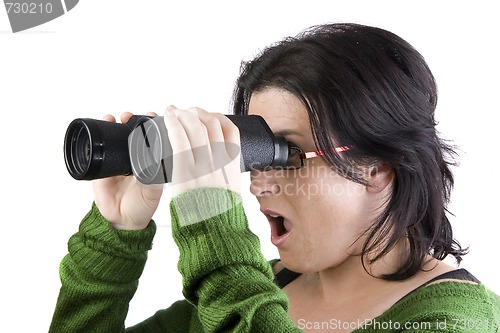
[284,243,455,325]
[305,242,411,303]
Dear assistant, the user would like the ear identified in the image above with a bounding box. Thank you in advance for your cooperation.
[366,162,394,194]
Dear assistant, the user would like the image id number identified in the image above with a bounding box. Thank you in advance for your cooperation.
[5,2,53,14]
[452,318,499,331]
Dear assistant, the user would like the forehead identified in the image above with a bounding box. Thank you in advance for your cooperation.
[248,88,310,135]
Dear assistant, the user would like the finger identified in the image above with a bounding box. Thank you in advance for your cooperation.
[163,108,195,163]
[146,111,158,117]
[102,114,116,123]
[210,113,241,161]
[166,105,177,112]
[174,108,210,150]
[184,107,214,150]
[164,108,210,184]
[175,108,212,168]
[120,112,134,124]
[195,109,225,144]
[192,109,243,174]
[187,108,220,170]
[212,113,240,146]
[194,110,231,170]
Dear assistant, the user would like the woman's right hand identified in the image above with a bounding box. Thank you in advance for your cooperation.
[92,112,164,230]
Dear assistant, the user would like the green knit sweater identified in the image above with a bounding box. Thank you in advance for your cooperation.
[50,188,500,332]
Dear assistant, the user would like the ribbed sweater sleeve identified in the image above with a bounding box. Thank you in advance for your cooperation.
[49,202,156,333]
[170,187,301,332]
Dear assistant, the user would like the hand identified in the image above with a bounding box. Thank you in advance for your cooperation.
[93,112,164,230]
[164,106,241,197]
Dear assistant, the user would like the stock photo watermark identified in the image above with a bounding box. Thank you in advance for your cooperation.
[251,159,372,200]
[3,0,79,33]
[297,318,500,331]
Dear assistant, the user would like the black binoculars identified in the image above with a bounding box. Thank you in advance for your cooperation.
[64,115,289,184]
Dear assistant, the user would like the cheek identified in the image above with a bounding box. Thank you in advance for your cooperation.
[280,180,373,272]
[295,176,371,245]
[298,169,368,218]
[290,208,358,272]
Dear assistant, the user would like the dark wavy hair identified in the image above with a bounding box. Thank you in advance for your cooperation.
[232,23,467,280]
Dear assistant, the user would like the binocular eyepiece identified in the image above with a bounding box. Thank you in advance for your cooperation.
[64,115,289,184]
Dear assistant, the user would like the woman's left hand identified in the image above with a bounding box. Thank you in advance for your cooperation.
[164,106,242,198]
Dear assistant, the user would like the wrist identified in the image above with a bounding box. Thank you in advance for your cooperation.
[94,200,155,231]
[110,217,151,231]
[68,203,157,283]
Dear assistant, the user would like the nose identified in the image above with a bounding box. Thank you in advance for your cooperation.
[249,169,281,197]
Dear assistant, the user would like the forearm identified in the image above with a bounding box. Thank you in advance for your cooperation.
[49,203,156,333]
[171,188,301,332]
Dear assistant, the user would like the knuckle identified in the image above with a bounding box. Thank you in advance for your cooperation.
[205,115,221,128]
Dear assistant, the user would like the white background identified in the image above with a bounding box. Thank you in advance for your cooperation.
[1,0,499,330]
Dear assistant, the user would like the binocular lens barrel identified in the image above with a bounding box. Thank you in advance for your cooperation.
[63,115,288,184]
[68,124,91,175]
[64,117,138,180]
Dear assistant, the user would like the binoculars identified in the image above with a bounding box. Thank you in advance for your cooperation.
[64,115,289,184]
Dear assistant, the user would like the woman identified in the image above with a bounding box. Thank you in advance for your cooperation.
[50,23,499,332]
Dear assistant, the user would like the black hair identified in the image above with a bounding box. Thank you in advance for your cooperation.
[232,23,467,280]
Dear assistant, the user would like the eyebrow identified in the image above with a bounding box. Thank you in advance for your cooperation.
[273,129,302,137]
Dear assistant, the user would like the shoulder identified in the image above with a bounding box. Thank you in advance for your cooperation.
[408,280,499,306]
[370,281,500,331]
[400,281,499,313]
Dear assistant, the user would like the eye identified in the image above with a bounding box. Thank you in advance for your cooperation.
[286,143,304,169]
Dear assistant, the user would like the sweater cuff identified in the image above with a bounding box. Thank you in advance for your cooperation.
[67,202,156,284]
[170,187,243,227]
[170,188,273,302]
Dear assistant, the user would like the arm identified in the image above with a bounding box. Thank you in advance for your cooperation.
[171,188,301,332]
[51,112,163,331]
[160,107,301,332]
[49,203,156,333]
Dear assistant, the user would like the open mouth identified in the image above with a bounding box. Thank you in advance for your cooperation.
[269,214,288,236]
[264,212,292,247]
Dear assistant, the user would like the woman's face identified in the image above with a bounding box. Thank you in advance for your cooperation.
[248,88,386,273]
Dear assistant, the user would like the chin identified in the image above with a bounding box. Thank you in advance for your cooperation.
[279,250,351,274]
[278,252,321,273]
